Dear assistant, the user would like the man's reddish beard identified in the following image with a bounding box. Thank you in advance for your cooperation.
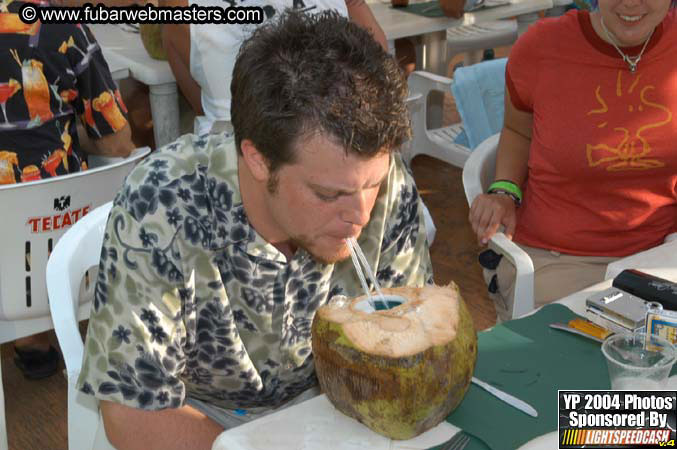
[290,234,351,265]
[267,169,352,264]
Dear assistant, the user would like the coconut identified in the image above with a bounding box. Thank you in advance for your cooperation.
[139,24,167,61]
[311,283,477,440]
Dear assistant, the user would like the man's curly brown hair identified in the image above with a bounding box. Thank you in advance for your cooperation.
[231,10,411,173]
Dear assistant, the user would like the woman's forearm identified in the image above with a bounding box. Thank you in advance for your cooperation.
[346,0,388,51]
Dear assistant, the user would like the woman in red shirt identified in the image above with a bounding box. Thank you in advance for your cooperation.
[469,0,677,320]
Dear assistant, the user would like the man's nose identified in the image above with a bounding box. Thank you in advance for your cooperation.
[342,191,371,227]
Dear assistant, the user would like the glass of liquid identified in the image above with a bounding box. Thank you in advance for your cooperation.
[601,332,676,390]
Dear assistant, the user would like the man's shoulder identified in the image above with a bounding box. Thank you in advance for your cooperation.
[384,152,415,200]
[114,133,239,222]
[125,132,236,184]
[362,151,419,238]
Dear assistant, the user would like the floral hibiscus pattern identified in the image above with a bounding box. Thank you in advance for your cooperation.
[78,133,432,412]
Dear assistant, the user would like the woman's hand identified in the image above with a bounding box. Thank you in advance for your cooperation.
[467,91,532,245]
[469,193,517,245]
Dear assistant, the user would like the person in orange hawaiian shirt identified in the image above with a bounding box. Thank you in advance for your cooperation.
[0,0,134,378]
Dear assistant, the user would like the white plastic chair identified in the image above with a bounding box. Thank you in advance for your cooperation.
[404,70,471,169]
[405,58,506,249]
[0,147,149,450]
[409,19,516,131]
[46,202,117,450]
[461,133,535,319]
[404,57,506,169]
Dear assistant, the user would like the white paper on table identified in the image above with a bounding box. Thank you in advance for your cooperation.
[211,395,460,450]
[515,431,558,450]
[604,241,677,280]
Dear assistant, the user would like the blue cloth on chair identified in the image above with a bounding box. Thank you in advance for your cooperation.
[450,58,507,149]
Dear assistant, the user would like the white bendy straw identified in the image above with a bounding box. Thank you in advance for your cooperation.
[346,237,387,311]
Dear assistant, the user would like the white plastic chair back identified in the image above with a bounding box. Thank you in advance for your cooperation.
[47,202,117,450]
[404,58,507,170]
[462,134,535,319]
[404,71,472,169]
[0,147,148,450]
[0,147,149,341]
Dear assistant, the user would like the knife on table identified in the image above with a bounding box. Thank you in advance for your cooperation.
[471,377,539,418]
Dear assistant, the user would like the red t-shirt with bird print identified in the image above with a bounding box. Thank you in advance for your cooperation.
[506,9,677,256]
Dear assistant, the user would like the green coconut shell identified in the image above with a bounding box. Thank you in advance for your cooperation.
[311,283,477,440]
[139,24,168,61]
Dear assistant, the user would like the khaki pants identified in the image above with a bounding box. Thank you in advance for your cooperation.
[488,243,619,322]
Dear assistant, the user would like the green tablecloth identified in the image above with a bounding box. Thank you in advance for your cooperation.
[433,304,611,450]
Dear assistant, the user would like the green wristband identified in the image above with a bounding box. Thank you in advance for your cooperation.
[488,180,523,202]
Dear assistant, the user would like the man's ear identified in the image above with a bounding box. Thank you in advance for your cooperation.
[240,139,270,182]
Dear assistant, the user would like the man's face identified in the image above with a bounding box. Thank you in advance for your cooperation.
[263,133,390,264]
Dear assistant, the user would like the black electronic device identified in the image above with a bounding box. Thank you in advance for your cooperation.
[612,269,677,311]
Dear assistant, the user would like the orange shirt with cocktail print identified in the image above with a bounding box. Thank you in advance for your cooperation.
[506,9,677,257]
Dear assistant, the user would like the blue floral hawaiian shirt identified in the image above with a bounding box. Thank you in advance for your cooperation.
[77,132,433,413]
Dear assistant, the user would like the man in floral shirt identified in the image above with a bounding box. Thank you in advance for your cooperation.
[79,11,433,449]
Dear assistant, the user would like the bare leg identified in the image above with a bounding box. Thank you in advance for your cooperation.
[14,332,59,379]
[14,332,51,352]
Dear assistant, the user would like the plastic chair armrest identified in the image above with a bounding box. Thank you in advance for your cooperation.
[46,233,90,377]
[408,70,453,97]
[406,91,424,103]
[489,232,535,318]
[49,202,114,378]
[47,277,86,378]
[461,133,500,204]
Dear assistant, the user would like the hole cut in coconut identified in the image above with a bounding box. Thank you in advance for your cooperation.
[354,295,408,313]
